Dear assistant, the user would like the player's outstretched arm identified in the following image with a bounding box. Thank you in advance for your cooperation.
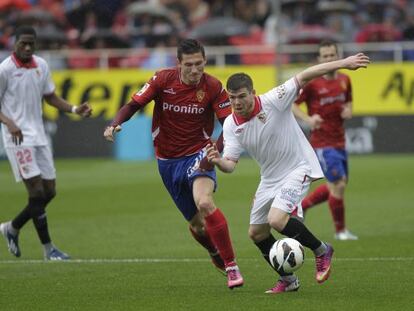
[0,112,23,145]
[103,100,141,142]
[44,92,92,117]
[206,143,237,173]
[296,53,370,88]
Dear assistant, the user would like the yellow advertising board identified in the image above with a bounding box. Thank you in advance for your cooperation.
[46,63,414,120]
[346,63,414,115]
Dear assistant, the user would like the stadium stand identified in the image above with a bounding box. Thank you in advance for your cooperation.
[1,0,414,67]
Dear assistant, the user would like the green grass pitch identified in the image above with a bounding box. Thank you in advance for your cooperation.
[0,155,413,311]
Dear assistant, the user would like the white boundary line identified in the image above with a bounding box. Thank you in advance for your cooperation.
[0,257,413,264]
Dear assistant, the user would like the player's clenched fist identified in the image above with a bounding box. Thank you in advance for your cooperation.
[74,102,92,117]
[206,143,220,164]
[103,125,122,142]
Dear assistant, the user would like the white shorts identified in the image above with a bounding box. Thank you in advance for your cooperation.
[250,165,312,225]
[5,145,56,182]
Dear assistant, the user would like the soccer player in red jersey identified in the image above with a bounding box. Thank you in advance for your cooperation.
[292,40,358,240]
[104,39,243,289]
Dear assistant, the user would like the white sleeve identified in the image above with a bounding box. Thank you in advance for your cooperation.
[42,62,55,95]
[259,77,300,111]
[222,117,244,161]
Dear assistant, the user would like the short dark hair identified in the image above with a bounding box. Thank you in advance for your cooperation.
[15,25,37,40]
[226,73,254,92]
[319,40,337,53]
[177,39,205,61]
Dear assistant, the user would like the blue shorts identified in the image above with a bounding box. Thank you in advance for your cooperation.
[315,148,348,183]
[157,150,217,221]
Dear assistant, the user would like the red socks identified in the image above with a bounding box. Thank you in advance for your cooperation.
[301,183,346,233]
[204,208,235,266]
[302,184,330,211]
[189,225,216,254]
[328,195,345,232]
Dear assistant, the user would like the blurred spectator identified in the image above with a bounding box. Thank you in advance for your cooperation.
[1,0,414,67]
[140,41,176,69]
[181,0,209,28]
[403,13,414,40]
[0,0,31,11]
[403,13,414,61]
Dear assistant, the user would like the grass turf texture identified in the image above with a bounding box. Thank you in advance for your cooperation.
[0,155,413,311]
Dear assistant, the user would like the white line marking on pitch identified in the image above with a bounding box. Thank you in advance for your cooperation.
[0,257,413,264]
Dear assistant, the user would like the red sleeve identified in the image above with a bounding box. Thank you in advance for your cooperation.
[111,72,161,127]
[131,72,161,105]
[212,82,232,119]
[110,100,141,127]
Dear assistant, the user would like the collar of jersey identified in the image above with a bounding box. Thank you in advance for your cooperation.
[11,53,38,69]
[232,96,262,126]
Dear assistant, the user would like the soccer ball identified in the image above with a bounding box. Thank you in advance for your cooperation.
[269,238,305,273]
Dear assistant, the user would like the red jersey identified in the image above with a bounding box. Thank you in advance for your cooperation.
[131,68,231,158]
[295,73,352,149]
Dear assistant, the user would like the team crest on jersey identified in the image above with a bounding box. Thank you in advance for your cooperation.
[235,127,244,135]
[196,89,205,102]
[257,112,267,123]
[36,69,40,76]
[341,80,347,91]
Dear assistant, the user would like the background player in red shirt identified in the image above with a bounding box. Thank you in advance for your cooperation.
[292,40,358,240]
[104,39,243,289]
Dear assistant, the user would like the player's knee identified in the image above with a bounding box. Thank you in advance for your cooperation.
[44,190,56,205]
[248,227,268,242]
[268,216,285,232]
[30,188,46,200]
[189,223,204,236]
[332,179,346,196]
[28,196,47,218]
[197,198,215,215]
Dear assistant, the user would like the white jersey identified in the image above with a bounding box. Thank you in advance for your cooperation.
[223,77,324,182]
[0,54,55,147]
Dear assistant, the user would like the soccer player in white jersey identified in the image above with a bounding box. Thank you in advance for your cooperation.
[0,26,92,260]
[207,53,369,293]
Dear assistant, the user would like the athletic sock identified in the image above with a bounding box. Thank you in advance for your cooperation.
[280,217,322,251]
[281,274,297,282]
[11,205,32,230]
[189,225,217,254]
[28,197,52,244]
[328,195,345,232]
[254,234,276,268]
[254,234,293,276]
[204,208,235,266]
[302,184,329,211]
